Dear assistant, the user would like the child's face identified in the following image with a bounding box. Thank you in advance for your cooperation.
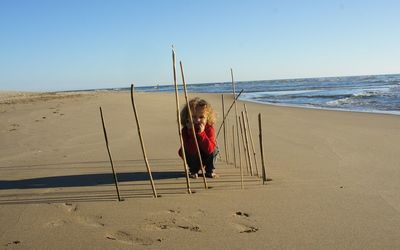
[190,107,207,132]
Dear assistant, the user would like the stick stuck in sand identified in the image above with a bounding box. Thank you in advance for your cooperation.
[231,69,243,171]
[216,89,244,138]
[221,94,228,163]
[233,123,244,188]
[180,61,208,189]
[238,115,250,174]
[244,104,260,177]
[99,107,123,201]
[130,84,158,197]
[172,47,192,194]
[258,113,268,184]
[241,111,253,176]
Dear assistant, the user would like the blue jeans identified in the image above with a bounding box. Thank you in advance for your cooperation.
[185,148,219,174]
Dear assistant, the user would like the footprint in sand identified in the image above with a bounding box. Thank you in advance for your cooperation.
[63,202,78,212]
[177,225,201,232]
[5,240,21,246]
[105,231,153,246]
[8,123,19,132]
[45,219,68,228]
[232,211,259,233]
[144,209,201,232]
[76,215,105,228]
[54,203,106,228]
[53,202,78,213]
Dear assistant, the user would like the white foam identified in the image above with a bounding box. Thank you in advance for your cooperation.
[240,97,400,116]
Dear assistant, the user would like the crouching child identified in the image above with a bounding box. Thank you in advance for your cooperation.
[178,97,219,178]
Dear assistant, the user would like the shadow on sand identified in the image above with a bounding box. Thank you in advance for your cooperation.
[0,171,184,190]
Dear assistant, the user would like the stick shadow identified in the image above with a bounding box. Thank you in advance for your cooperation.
[0,171,184,190]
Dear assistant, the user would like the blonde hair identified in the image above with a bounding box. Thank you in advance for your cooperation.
[180,97,216,127]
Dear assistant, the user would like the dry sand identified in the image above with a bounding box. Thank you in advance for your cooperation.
[1,91,400,249]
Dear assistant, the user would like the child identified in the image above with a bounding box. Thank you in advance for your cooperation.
[178,97,219,178]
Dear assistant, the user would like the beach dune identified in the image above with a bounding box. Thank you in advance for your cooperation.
[1,91,400,249]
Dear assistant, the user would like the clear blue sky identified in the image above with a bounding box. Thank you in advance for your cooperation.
[1,0,399,91]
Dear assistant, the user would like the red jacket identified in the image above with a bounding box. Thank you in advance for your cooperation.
[178,124,216,157]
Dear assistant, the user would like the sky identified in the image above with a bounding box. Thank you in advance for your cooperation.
[0,0,399,91]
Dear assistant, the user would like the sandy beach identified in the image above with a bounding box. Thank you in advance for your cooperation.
[1,91,400,249]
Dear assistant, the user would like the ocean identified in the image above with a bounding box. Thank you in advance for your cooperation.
[128,74,400,115]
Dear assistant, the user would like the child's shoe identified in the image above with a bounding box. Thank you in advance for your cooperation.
[205,172,218,178]
[189,172,198,179]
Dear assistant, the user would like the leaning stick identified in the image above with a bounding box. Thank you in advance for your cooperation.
[221,94,228,163]
[241,111,254,176]
[244,104,260,177]
[233,123,243,188]
[258,113,268,184]
[231,69,242,171]
[232,124,237,169]
[225,119,230,164]
[172,47,191,194]
[216,89,243,138]
[180,61,208,189]
[130,84,158,198]
[99,107,123,202]
[238,115,249,174]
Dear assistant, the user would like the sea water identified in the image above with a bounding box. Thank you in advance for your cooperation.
[134,74,400,115]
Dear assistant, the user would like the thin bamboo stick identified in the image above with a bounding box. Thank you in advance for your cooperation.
[244,104,260,177]
[225,119,230,164]
[99,107,123,202]
[232,123,237,168]
[172,47,191,194]
[233,123,243,188]
[241,111,254,176]
[238,115,249,174]
[231,69,242,171]
[216,89,243,138]
[130,84,158,198]
[221,94,228,163]
[258,113,268,184]
[180,61,208,189]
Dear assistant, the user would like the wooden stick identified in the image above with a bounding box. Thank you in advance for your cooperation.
[172,47,191,194]
[216,89,243,138]
[233,123,243,188]
[238,115,249,174]
[258,113,268,184]
[221,94,228,163]
[232,124,237,168]
[99,107,123,202]
[231,69,242,172]
[225,119,230,164]
[180,61,208,189]
[241,111,254,176]
[244,104,260,177]
[130,84,158,198]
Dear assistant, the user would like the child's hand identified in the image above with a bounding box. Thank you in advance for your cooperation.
[195,123,205,134]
